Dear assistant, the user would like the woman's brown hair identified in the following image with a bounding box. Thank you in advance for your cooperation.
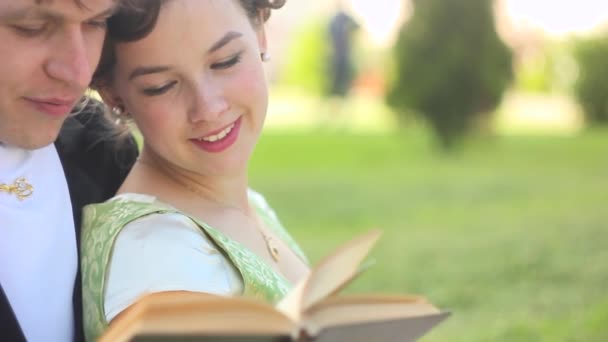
[91,0,286,88]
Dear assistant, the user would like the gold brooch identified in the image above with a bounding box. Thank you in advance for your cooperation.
[0,177,34,201]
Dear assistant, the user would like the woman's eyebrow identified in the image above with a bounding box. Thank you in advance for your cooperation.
[129,66,171,81]
[208,31,243,54]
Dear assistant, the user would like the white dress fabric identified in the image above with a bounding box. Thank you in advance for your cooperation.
[0,143,77,342]
[103,194,243,322]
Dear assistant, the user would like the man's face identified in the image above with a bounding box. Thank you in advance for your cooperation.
[0,0,116,149]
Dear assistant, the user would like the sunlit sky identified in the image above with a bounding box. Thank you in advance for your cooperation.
[348,0,608,45]
[505,0,608,35]
[350,0,406,46]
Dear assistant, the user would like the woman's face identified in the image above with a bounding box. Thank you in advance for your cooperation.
[105,0,268,178]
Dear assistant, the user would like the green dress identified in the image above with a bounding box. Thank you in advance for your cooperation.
[80,191,308,342]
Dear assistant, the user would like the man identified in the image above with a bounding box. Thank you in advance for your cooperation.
[0,1,137,341]
[327,1,359,99]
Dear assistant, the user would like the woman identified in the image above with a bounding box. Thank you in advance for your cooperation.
[80,0,309,340]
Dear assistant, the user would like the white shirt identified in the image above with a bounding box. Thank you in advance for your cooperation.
[104,194,243,322]
[0,143,77,342]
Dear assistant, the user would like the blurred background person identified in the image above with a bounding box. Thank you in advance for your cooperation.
[325,0,360,126]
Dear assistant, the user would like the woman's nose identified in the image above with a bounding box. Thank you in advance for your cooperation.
[188,79,230,123]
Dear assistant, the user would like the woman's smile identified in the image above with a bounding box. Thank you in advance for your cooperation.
[190,116,242,153]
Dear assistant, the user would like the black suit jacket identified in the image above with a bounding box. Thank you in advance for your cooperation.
[0,102,138,342]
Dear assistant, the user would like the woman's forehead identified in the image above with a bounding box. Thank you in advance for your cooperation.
[113,0,253,68]
[128,0,250,45]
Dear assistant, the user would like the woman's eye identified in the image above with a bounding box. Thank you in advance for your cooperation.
[142,81,178,96]
[12,23,47,37]
[211,53,242,70]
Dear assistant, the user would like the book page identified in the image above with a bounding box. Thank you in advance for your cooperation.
[130,335,291,342]
[276,230,382,320]
[300,230,382,312]
[275,278,307,321]
[100,292,295,342]
[311,312,450,342]
[303,294,440,331]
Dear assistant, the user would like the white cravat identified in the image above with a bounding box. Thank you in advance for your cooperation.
[0,143,77,342]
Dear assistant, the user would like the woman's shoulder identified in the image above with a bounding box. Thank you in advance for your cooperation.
[104,211,243,323]
[85,192,168,212]
[116,212,219,254]
[119,210,205,244]
[81,193,178,235]
[83,194,224,253]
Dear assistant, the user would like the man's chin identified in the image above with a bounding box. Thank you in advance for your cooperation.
[22,138,59,150]
[1,128,62,150]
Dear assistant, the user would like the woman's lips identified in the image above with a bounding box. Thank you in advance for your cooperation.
[190,116,242,153]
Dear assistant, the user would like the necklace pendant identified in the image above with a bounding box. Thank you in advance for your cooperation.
[265,236,280,262]
[0,177,34,201]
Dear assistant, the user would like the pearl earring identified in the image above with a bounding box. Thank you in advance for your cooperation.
[111,106,129,125]
[261,52,271,62]
[112,106,123,116]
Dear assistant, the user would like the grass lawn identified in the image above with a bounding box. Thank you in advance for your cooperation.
[248,127,608,341]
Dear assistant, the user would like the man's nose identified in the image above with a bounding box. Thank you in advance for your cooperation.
[45,28,93,90]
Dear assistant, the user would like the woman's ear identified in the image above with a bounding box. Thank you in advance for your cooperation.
[97,86,125,112]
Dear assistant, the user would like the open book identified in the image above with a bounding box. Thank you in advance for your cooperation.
[99,230,449,342]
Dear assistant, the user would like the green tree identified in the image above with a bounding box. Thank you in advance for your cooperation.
[280,19,329,96]
[574,35,608,125]
[387,0,513,149]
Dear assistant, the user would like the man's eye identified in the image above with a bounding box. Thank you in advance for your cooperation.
[12,23,47,36]
[143,81,178,96]
[211,53,242,70]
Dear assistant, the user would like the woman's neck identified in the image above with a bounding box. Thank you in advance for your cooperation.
[126,152,251,214]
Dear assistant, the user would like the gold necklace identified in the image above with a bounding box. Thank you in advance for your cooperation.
[184,183,281,262]
[139,159,280,262]
[252,211,281,262]
[0,177,34,201]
